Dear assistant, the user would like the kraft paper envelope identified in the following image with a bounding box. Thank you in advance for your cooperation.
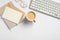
[2,2,24,29]
[3,18,17,29]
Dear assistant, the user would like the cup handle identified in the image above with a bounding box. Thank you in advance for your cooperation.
[33,20,36,23]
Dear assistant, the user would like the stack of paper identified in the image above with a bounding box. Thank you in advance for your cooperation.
[0,2,24,29]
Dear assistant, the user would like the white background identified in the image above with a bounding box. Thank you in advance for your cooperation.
[0,0,60,40]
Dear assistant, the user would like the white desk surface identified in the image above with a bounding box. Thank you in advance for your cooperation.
[0,0,60,40]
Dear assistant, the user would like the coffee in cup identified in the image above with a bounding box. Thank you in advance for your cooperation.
[26,11,36,22]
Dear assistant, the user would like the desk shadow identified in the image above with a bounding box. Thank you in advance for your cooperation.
[20,18,34,28]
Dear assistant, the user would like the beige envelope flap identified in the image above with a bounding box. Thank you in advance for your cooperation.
[7,2,24,14]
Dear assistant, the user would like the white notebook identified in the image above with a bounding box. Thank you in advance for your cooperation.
[2,7,23,24]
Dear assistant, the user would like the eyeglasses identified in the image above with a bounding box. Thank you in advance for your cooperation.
[15,0,27,8]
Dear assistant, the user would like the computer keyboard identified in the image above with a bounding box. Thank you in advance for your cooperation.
[29,0,60,19]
